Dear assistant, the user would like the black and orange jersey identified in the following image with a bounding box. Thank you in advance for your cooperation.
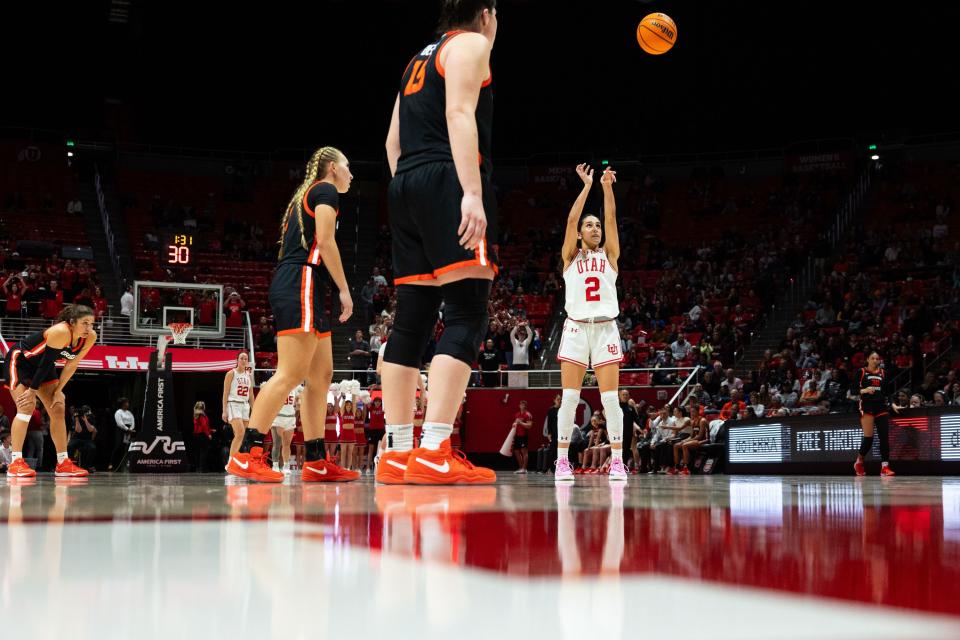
[396,31,493,176]
[14,322,87,363]
[857,367,887,410]
[278,181,340,269]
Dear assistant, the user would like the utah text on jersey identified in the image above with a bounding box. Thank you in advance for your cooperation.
[572,252,610,274]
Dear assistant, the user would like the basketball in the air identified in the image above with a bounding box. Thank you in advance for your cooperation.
[637,13,677,55]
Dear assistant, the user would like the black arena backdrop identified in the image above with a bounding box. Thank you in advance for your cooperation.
[726,408,960,475]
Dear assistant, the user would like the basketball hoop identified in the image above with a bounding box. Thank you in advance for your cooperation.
[167,323,193,345]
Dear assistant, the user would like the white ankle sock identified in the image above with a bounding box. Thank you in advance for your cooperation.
[11,451,23,463]
[387,424,413,452]
[421,422,452,450]
[557,445,569,460]
[57,452,68,465]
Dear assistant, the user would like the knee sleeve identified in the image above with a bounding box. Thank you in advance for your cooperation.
[383,285,443,368]
[600,391,623,444]
[557,389,580,446]
[435,279,491,366]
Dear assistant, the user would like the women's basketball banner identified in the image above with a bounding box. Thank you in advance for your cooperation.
[785,151,854,175]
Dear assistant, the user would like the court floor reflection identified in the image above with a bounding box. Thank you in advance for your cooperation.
[1,474,958,639]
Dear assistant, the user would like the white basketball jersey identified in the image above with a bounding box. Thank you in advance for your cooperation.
[279,384,303,417]
[228,369,252,403]
[563,248,619,320]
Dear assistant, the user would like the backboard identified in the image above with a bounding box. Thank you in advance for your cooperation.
[131,280,225,338]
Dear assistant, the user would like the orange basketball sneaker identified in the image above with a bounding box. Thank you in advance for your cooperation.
[301,456,360,482]
[6,458,37,478]
[376,450,412,484]
[404,439,495,485]
[54,457,89,478]
[226,446,284,483]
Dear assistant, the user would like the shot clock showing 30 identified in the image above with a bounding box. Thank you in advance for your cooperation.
[162,232,195,266]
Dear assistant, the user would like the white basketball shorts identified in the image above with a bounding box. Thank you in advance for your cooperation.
[226,401,250,422]
[273,415,297,431]
[557,319,623,369]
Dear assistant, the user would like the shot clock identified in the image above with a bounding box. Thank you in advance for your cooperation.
[161,232,195,266]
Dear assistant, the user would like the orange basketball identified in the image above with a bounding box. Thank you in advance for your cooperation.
[637,13,677,55]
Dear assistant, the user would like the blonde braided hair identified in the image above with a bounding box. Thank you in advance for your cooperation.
[279,146,346,258]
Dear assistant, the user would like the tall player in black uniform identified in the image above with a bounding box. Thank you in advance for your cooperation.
[3,305,96,477]
[225,146,358,483]
[854,351,903,477]
[377,0,498,485]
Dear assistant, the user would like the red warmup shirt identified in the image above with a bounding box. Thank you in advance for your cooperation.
[61,268,76,291]
[199,299,216,324]
[5,291,22,313]
[368,404,385,430]
[193,414,212,437]
[226,302,243,327]
[515,410,533,436]
[92,296,108,317]
[42,290,63,318]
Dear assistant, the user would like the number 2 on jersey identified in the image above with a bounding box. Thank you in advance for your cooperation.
[237,385,249,397]
[585,277,600,302]
[404,60,427,96]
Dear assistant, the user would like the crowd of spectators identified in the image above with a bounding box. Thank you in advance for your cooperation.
[1,253,106,319]
[742,161,959,415]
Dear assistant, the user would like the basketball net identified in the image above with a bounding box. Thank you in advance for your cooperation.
[157,323,193,367]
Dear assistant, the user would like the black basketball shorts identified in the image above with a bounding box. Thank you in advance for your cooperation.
[2,347,59,389]
[269,264,331,339]
[388,161,499,284]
